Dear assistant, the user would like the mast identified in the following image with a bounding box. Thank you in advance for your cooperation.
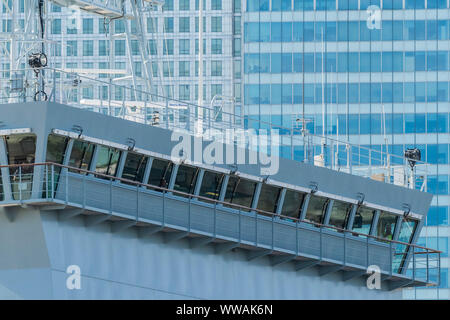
[197,0,204,136]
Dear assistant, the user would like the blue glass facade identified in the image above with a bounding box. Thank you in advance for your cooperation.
[243,0,450,298]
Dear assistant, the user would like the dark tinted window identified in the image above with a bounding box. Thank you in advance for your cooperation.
[44,134,69,196]
[281,189,305,219]
[148,158,173,190]
[305,195,328,225]
[328,200,352,230]
[122,152,148,183]
[5,134,36,174]
[376,211,397,240]
[257,184,281,213]
[199,170,224,201]
[5,134,37,200]
[224,176,257,211]
[68,140,95,174]
[173,165,199,196]
[46,134,68,164]
[95,145,122,178]
[352,206,375,236]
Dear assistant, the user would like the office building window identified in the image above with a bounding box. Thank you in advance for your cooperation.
[211,16,222,32]
[211,60,222,76]
[179,39,190,54]
[179,17,190,32]
[211,38,222,54]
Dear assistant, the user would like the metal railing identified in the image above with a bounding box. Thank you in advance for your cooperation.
[0,67,430,190]
[0,162,441,287]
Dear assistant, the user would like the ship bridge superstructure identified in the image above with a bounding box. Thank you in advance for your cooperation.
[0,101,441,298]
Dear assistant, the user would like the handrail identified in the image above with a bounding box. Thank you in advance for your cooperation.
[0,161,441,255]
[1,66,431,170]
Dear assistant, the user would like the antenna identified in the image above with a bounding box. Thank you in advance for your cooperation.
[196,0,204,136]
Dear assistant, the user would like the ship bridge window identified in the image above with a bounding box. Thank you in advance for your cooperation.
[376,211,398,241]
[44,134,69,196]
[224,176,257,212]
[95,145,122,178]
[147,158,173,190]
[352,206,375,236]
[394,218,419,273]
[328,200,352,230]
[4,134,37,200]
[199,170,224,202]
[281,189,305,219]
[398,218,418,244]
[68,140,95,174]
[257,184,281,214]
[46,134,69,165]
[173,165,200,197]
[305,195,329,225]
[122,152,148,183]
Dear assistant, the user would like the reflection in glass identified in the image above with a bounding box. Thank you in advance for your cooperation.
[305,195,328,225]
[328,200,352,230]
[44,134,69,197]
[95,145,122,178]
[398,219,418,244]
[122,152,148,183]
[393,219,419,273]
[173,165,199,196]
[352,206,375,236]
[377,211,397,241]
[5,134,37,200]
[199,171,224,202]
[257,184,281,213]
[224,176,257,211]
[68,140,95,174]
[148,158,173,190]
[281,190,305,219]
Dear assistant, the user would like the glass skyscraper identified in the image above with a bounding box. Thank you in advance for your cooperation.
[243,0,449,299]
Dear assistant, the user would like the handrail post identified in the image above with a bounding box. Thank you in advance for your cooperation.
[412,245,416,282]
[162,190,165,227]
[343,230,346,266]
[51,164,55,200]
[366,235,369,268]
[271,214,274,251]
[45,164,48,199]
[136,184,139,223]
[238,207,241,244]
[438,252,441,286]
[65,166,68,204]
[319,225,323,261]
[296,219,299,256]
[83,172,86,209]
[213,201,217,238]
[426,248,429,283]
[389,241,393,277]
[188,195,191,232]
[110,177,113,213]
[255,210,258,247]
[19,166,22,202]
